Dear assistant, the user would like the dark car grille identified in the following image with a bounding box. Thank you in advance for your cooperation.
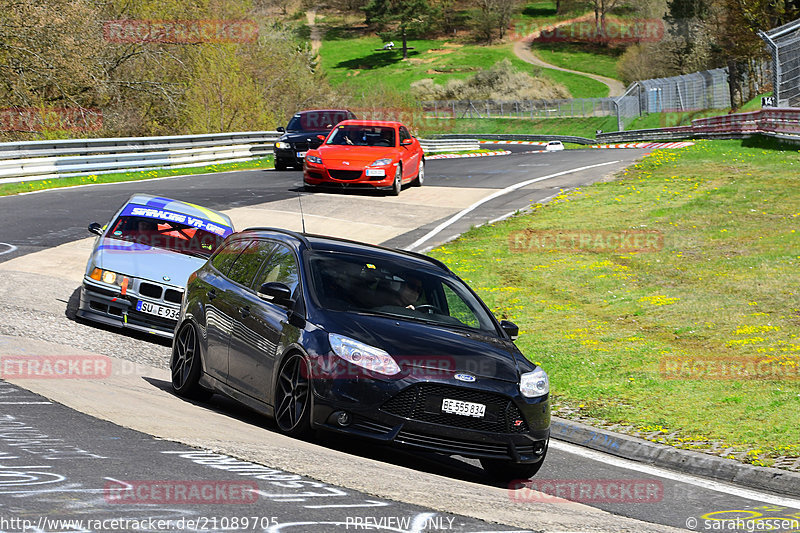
[328,169,363,181]
[381,383,529,433]
[139,282,162,298]
[307,171,324,180]
[291,141,311,151]
[164,289,183,304]
[138,282,182,304]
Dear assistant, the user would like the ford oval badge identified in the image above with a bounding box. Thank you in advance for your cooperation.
[455,373,476,383]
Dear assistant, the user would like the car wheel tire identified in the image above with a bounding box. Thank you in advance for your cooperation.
[480,444,547,481]
[275,159,288,171]
[170,323,213,401]
[275,353,313,438]
[389,166,402,196]
[413,160,424,187]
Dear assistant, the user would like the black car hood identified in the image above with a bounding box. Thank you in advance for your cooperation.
[322,311,522,383]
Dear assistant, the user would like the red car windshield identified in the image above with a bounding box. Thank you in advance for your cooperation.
[106,216,226,257]
[326,126,395,147]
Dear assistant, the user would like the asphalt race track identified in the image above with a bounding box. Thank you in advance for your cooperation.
[0,148,798,532]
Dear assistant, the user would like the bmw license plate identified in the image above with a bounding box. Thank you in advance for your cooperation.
[296,151,307,158]
[442,398,485,418]
[136,300,179,320]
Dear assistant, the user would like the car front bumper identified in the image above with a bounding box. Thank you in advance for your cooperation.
[77,278,180,338]
[309,370,550,463]
[303,164,396,190]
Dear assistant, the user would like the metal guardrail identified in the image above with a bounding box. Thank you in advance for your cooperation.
[0,131,281,160]
[418,138,480,153]
[0,133,483,184]
[433,133,596,145]
[0,131,281,184]
[597,108,800,144]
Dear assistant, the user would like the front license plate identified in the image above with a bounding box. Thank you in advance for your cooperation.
[365,168,385,177]
[296,151,307,158]
[136,300,179,320]
[442,398,486,418]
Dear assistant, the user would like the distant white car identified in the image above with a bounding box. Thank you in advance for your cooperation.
[545,140,565,151]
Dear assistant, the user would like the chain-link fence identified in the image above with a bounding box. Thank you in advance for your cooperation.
[759,18,800,108]
[421,98,617,119]
[613,68,733,129]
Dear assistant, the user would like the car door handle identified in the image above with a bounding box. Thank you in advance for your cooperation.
[206,289,217,300]
[239,306,250,318]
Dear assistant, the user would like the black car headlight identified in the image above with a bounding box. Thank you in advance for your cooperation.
[328,333,400,376]
[520,367,549,398]
[275,141,291,150]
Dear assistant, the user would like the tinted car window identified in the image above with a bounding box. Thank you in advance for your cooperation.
[227,240,279,288]
[286,111,351,132]
[327,125,395,147]
[210,239,250,276]
[307,252,496,333]
[399,127,411,142]
[256,243,299,294]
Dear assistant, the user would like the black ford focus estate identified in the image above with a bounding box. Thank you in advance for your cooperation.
[171,228,550,480]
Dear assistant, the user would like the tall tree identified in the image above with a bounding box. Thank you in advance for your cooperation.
[665,0,710,72]
[363,0,434,59]
[589,0,628,44]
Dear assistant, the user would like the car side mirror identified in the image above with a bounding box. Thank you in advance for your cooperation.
[317,134,326,141]
[276,126,285,133]
[258,282,294,307]
[88,222,103,236]
[400,138,413,146]
[500,320,519,340]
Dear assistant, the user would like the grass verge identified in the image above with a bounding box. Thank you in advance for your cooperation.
[429,139,800,466]
[319,36,609,99]
[531,42,623,81]
[0,158,274,197]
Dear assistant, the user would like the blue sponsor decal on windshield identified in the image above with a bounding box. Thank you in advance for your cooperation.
[120,204,233,237]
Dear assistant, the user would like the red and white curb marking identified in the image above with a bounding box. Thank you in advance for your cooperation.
[427,150,512,160]
[592,141,695,149]
[479,140,547,145]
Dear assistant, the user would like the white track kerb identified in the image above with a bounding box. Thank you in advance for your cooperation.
[404,161,620,252]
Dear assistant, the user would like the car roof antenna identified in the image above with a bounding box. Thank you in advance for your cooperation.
[297,192,307,234]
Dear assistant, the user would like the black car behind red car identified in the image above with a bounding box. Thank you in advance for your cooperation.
[171,228,550,480]
[273,109,356,170]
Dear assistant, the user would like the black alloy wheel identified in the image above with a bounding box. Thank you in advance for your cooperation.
[275,353,313,437]
[170,323,212,400]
